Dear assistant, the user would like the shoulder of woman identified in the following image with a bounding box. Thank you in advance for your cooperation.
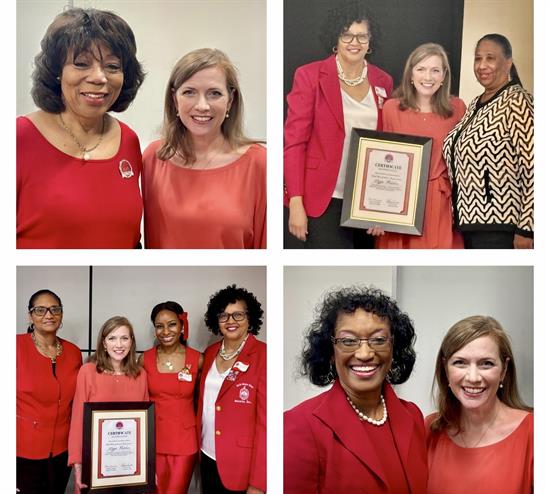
[424,412,438,428]
[450,96,466,110]
[142,139,163,162]
[382,98,400,112]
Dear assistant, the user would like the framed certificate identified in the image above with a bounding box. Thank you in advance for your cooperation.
[341,128,432,235]
[82,402,155,493]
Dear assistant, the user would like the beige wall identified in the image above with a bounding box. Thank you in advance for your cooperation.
[460,0,533,103]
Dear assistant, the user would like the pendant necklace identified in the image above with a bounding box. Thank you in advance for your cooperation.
[59,113,106,160]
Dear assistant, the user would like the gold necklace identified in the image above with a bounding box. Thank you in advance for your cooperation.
[157,346,183,371]
[31,332,63,363]
[459,407,499,448]
[59,113,106,160]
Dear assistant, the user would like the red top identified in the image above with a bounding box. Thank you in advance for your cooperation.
[68,362,149,465]
[142,346,201,455]
[197,335,266,492]
[284,380,428,494]
[142,142,266,249]
[16,333,82,459]
[17,116,143,249]
[376,97,466,249]
[426,412,533,494]
[284,56,394,217]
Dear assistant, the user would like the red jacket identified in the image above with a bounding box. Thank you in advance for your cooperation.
[16,333,82,459]
[284,379,428,493]
[197,335,266,491]
[284,55,393,217]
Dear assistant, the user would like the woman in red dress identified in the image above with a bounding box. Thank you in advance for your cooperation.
[375,43,465,249]
[141,301,203,493]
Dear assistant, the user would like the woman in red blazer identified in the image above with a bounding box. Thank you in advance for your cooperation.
[197,285,266,494]
[141,301,204,494]
[284,2,393,248]
[284,286,428,493]
[17,289,82,494]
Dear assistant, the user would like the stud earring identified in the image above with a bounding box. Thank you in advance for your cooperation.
[225,111,230,118]
[499,382,504,388]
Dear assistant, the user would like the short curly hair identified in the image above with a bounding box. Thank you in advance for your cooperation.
[319,0,379,55]
[301,286,416,386]
[31,7,145,113]
[204,284,264,335]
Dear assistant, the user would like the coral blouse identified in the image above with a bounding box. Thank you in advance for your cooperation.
[142,346,201,455]
[426,413,533,494]
[142,142,266,248]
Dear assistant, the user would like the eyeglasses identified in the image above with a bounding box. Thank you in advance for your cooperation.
[340,32,371,44]
[217,311,248,323]
[331,335,392,352]
[30,306,63,316]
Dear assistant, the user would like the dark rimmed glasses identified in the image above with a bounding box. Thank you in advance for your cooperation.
[331,335,392,353]
[339,32,371,44]
[29,306,63,317]
[217,311,248,323]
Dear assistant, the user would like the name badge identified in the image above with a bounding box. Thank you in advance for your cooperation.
[234,361,249,372]
[374,86,387,98]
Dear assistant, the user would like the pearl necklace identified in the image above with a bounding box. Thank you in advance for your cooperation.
[219,335,248,361]
[59,113,106,160]
[346,394,387,426]
[31,332,63,363]
[336,56,368,87]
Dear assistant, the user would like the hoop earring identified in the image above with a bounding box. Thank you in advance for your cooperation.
[366,47,372,55]
[332,46,338,54]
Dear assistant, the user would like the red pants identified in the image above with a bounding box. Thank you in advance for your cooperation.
[156,453,196,494]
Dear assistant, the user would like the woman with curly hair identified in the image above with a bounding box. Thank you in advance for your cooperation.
[426,316,533,493]
[284,0,393,248]
[284,286,427,493]
[17,8,145,248]
[197,285,266,493]
[68,316,148,493]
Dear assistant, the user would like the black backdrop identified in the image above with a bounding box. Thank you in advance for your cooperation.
[284,0,465,111]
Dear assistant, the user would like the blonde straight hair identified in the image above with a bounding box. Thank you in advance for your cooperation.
[157,48,258,164]
[394,43,453,118]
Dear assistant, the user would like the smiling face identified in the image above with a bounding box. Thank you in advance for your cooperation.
[411,54,445,102]
[60,42,124,120]
[336,20,371,66]
[218,300,249,345]
[333,309,393,401]
[103,325,132,366]
[154,310,182,349]
[474,40,512,92]
[173,66,233,141]
[28,293,63,335]
[446,335,507,412]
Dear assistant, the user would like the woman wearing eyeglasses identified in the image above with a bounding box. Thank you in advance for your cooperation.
[141,301,203,494]
[17,289,82,494]
[197,285,266,493]
[284,286,427,493]
[284,1,393,248]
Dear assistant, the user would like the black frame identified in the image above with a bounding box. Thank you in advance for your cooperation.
[341,128,432,235]
[82,401,155,493]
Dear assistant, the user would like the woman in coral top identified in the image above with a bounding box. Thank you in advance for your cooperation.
[68,316,148,494]
[17,8,145,249]
[17,289,82,494]
[142,48,266,249]
[373,43,465,249]
[141,301,203,493]
[197,285,266,493]
[426,316,533,494]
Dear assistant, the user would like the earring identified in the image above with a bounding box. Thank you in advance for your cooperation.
[56,76,61,81]
[332,46,338,54]
[59,322,63,330]
[411,80,414,85]
[366,47,372,55]
[499,382,504,388]
[225,111,230,118]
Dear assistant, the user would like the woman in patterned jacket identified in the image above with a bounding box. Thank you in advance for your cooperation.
[443,34,533,249]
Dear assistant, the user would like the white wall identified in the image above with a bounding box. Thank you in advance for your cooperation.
[284,266,533,415]
[17,265,267,353]
[16,0,266,148]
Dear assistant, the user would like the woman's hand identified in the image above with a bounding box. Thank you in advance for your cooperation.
[367,225,385,236]
[246,486,264,494]
[513,234,533,249]
[288,196,308,241]
[73,464,88,494]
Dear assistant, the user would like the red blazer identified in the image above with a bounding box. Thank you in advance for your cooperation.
[197,335,266,492]
[284,55,394,217]
[284,379,428,493]
[16,333,82,459]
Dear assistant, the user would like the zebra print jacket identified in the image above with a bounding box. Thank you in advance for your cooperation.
[443,82,533,237]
